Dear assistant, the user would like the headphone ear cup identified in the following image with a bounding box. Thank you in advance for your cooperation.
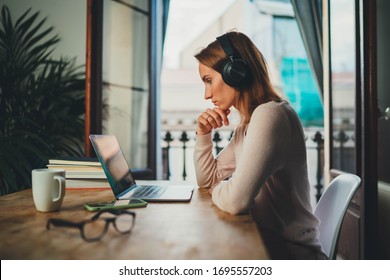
[221,58,249,88]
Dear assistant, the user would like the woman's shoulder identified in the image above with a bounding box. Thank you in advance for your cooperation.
[254,100,290,111]
[252,100,293,121]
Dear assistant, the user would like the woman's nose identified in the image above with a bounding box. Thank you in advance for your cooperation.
[204,89,212,100]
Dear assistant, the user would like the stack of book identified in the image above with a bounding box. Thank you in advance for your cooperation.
[47,157,110,189]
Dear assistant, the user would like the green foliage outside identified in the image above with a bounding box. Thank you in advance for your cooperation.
[0,6,85,195]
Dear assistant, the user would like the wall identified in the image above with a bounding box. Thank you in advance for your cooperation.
[1,0,86,67]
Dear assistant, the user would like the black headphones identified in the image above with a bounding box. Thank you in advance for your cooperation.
[216,34,251,88]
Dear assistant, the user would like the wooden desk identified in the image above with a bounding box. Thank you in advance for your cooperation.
[0,181,268,260]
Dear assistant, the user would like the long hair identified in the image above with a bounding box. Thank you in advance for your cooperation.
[194,31,281,123]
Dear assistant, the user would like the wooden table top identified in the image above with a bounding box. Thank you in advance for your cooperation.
[0,181,268,260]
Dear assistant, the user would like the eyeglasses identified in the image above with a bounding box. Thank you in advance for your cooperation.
[46,209,136,242]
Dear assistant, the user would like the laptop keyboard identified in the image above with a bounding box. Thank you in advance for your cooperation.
[132,185,167,199]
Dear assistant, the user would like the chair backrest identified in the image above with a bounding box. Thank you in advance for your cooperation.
[314,173,361,259]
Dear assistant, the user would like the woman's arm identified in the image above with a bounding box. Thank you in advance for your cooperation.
[211,103,291,214]
[193,131,236,188]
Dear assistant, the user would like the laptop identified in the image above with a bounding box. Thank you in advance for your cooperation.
[89,134,194,202]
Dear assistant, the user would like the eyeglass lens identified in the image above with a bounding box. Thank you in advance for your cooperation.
[82,213,135,241]
[83,219,109,240]
[114,214,135,233]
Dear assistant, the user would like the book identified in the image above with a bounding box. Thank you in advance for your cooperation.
[65,178,110,190]
[48,157,101,167]
[47,164,104,172]
[48,157,105,179]
[64,172,107,179]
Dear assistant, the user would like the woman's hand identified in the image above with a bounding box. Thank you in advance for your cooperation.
[196,107,230,135]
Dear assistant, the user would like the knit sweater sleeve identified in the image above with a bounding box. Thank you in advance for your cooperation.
[193,129,237,188]
[210,103,292,215]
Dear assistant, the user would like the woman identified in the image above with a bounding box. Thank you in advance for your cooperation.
[193,31,326,259]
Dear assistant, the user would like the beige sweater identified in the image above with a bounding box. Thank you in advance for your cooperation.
[194,101,324,258]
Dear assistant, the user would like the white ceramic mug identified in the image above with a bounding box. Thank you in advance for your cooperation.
[32,169,66,212]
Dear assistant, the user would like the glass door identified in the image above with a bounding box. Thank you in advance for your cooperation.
[329,0,357,174]
[102,0,150,170]
[327,0,362,259]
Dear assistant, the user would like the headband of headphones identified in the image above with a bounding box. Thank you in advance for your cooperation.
[216,34,235,59]
[216,34,250,88]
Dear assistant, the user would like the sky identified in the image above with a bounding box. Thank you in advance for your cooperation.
[163,0,235,68]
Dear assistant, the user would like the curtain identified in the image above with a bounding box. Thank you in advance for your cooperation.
[290,0,323,97]
[162,0,170,49]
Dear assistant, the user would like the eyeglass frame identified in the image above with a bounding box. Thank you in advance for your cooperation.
[46,209,136,242]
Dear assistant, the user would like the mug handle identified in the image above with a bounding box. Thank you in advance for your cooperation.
[53,175,65,202]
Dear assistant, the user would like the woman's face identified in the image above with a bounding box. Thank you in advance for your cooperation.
[199,63,239,111]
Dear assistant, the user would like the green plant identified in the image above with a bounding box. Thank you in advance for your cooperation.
[0,5,85,195]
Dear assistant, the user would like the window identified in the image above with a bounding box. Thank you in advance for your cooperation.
[274,16,323,127]
[329,0,356,173]
[87,0,163,178]
[102,0,150,169]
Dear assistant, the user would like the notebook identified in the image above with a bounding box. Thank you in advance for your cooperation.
[89,134,194,202]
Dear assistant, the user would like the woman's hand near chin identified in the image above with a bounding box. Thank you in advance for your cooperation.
[196,107,231,135]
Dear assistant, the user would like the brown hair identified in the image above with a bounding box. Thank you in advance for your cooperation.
[194,31,281,123]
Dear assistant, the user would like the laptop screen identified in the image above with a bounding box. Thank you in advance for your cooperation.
[89,135,136,196]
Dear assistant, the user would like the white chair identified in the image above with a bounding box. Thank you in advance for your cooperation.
[314,173,361,259]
